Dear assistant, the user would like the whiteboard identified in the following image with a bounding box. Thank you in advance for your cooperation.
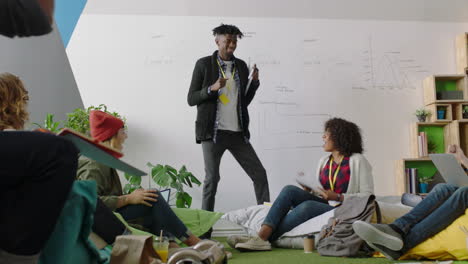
[67,15,468,212]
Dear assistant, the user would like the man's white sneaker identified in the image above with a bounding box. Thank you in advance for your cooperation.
[235,236,272,251]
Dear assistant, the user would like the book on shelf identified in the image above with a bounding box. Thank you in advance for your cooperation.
[406,168,419,194]
[418,132,428,157]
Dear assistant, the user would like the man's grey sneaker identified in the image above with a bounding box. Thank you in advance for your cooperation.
[235,236,272,251]
[352,221,404,251]
[367,242,402,260]
[226,235,250,249]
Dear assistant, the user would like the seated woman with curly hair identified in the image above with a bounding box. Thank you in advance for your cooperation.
[0,73,80,263]
[232,117,374,251]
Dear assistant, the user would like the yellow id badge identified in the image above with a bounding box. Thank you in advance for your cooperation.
[219,93,230,105]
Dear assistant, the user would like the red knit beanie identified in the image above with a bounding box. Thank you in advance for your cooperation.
[89,110,124,142]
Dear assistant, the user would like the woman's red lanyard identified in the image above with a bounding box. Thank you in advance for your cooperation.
[328,156,344,192]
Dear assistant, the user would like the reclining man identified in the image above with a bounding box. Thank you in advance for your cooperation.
[353,144,468,260]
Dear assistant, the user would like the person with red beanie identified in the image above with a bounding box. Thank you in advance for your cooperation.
[77,110,202,247]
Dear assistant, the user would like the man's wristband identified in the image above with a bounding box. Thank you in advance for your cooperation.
[337,193,342,201]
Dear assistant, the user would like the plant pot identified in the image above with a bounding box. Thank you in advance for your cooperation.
[416,115,427,122]
[437,110,446,120]
[419,183,428,193]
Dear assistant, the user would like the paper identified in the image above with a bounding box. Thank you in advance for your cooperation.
[245,64,255,95]
[296,173,319,191]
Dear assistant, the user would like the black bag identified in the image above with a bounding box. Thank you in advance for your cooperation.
[317,195,381,257]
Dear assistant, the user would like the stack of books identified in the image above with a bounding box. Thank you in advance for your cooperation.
[405,168,419,194]
[418,132,428,157]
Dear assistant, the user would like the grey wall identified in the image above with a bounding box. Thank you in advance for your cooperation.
[84,0,468,22]
[0,24,83,129]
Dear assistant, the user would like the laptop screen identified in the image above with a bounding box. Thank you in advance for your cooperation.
[159,188,171,202]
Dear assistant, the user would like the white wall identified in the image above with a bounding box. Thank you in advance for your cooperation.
[68,13,468,212]
[0,25,83,127]
[84,0,468,23]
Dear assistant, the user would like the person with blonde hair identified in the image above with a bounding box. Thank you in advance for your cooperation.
[0,73,79,263]
[77,110,202,247]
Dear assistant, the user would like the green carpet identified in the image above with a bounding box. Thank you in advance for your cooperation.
[213,237,468,264]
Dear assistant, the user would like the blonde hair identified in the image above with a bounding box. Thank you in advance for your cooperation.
[0,73,29,130]
[102,134,121,151]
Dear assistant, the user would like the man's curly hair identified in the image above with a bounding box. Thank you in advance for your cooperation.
[325,118,363,156]
[212,24,243,38]
[0,73,29,130]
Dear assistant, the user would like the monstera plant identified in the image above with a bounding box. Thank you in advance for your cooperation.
[123,163,201,208]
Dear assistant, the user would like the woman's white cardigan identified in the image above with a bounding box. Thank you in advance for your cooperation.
[314,153,374,200]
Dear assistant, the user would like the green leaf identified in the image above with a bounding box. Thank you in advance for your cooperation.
[175,192,185,208]
[153,167,169,187]
[32,123,42,129]
[189,174,201,186]
[165,165,177,174]
[180,172,192,188]
[167,171,177,183]
[151,164,164,177]
[182,192,192,208]
[179,165,187,174]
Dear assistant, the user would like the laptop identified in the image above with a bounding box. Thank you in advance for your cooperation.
[159,188,171,202]
[429,154,468,186]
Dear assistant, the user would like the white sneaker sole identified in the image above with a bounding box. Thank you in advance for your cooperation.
[235,243,271,251]
[353,221,403,251]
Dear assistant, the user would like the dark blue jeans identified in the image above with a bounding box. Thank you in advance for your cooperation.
[263,185,334,241]
[393,183,468,251]
[117,191,192,241]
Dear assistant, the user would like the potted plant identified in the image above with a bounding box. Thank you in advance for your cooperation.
[415,108,430,122]
[418,176,433,193]
[427,140,437,154]
[463,105,468,119]
[121,164,201,209]
[33,113,63,133]
[146,163,201,208]
[436,107,446,120]
[64,104,126,135]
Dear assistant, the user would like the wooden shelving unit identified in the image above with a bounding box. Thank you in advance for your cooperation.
[395,32,468,195]
[423,75,467,105]
[427,103,452,122]
[454,103,468,121]
[409,122,455,158]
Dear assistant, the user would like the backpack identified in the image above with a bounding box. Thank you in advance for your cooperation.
[316,194,381,257]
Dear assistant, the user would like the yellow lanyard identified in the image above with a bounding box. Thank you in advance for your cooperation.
[328,156,344,192]
[216,59,236,90]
